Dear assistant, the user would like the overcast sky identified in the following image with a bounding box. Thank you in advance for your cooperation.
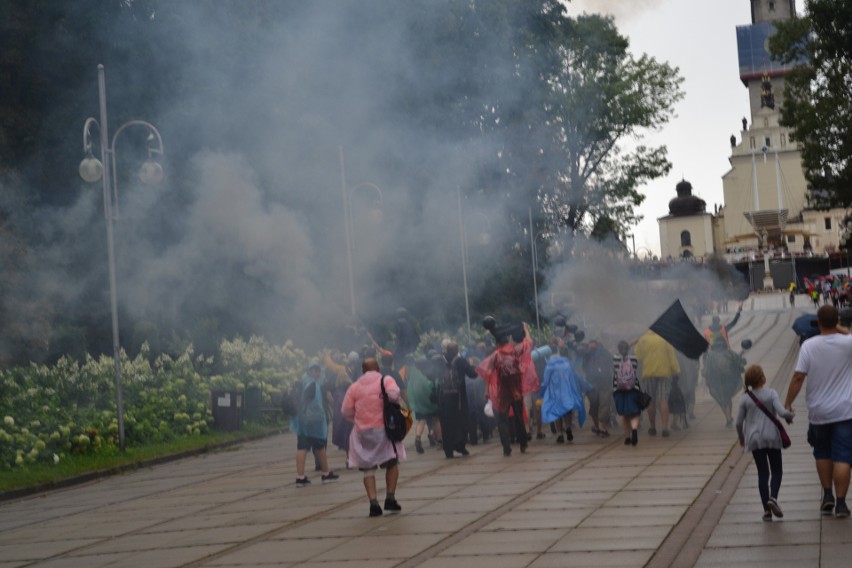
[568,0,803,257]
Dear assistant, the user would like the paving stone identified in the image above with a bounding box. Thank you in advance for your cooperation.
[528,550,655,567]
[440,529,566,556]
[0,302,839,567]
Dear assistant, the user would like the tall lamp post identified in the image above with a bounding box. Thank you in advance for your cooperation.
[338,149,383,318]
[529,208,555,334]
[456,192,491,343]
[78,64,164,452]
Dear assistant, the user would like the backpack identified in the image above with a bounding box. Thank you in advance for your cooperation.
[439,357,461,395]
[616,358,637,391]
[298,381,326,432]
[380,376,410,443]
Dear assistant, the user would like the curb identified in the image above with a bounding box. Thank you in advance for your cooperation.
[0,429,286,504]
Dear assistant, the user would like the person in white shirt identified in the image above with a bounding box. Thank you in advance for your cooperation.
[785,305,852,519]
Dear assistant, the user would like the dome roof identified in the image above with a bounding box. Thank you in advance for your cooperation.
[668,179,706,216]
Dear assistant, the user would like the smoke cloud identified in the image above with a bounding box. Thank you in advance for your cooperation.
[1,1,742,361]
[569,0,668,22]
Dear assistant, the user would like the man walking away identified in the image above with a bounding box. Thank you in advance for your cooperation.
[785,305,852,518]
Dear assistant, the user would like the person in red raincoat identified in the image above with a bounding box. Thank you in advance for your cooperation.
[476,323,533,456]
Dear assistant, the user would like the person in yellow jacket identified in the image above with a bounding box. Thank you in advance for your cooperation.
[635,330,680,437]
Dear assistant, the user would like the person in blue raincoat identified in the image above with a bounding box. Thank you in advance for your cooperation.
[293,360,339,487]
[540,345,591,443]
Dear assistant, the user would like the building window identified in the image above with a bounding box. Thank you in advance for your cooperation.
[769,1,775,11]
[825,218,832,230]
[750,136,756,149]
[780,133,786,146]
[787,235,796,243]
[765,136,771,147]
[680,231,692,247]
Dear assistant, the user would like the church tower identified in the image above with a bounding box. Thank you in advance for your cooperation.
[719,0,809,253]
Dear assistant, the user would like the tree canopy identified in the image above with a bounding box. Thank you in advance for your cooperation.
[771,0,852,208]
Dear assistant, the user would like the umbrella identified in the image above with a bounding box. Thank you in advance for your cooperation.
[792,314,819,342]
[649,299,709,359]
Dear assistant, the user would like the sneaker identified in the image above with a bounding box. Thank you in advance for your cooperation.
[835,501,850,519]
[536,432,546,440]
[556,435,565,444]
[520,443,528,454]
[428,434,436,447]
[661,429,670,438]
[631,429,638,446]
[767,497,783,518]
[762,512,773,522]
[321,472,339,483]
[458,447,470,456]
[503,448,512,457]
[821,495,836,515]
[566,429,574,442]
[295,477,311,488]
[369,503,383,517]
[415,438,425,454]
[591,427,601,435]
[384,498,402,513]
[648,428,657,436]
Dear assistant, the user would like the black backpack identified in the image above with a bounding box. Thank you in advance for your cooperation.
[281,381,315,417]
[439,357,461,395]
[380,376,408,443]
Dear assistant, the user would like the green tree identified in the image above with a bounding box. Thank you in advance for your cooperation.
[771,0,852,207]
[538,15,683,236]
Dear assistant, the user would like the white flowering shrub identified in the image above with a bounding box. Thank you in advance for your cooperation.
[0,336,315,469]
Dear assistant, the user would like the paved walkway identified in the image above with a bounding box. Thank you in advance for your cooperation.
[0,294,847,567]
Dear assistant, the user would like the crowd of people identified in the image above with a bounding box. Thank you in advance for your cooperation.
[288,303,852,523]
[801,275,851,309]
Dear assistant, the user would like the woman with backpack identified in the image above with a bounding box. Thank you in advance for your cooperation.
[612,341,641,446]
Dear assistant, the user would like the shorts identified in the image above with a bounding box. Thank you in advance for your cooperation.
[296,435,327,451]
[359,458,399,472]
[642,377,671,405]
[415,412,437,421]
[807,418,852,464]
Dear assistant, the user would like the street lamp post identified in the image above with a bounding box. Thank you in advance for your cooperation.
[78,64,164,452]
[529,209,555,334]
[456,194,491,343]
[338,148,384,318]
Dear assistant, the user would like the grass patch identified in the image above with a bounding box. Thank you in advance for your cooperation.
[0,423,284,494]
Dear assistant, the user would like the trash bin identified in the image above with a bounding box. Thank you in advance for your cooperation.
[211,390,243,431]
[244,386,263,423]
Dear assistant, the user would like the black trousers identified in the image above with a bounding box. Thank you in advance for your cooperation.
[496,399,526,452]
[752,448,783,509]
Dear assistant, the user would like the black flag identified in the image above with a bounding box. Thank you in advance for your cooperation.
[649,299,708,359]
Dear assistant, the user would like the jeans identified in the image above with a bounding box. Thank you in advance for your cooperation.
[752,448,783,509]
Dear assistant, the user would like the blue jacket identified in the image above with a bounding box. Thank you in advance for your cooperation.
[540,356,589,427]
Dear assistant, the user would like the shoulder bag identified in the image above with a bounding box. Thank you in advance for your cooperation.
[746,390,792,449]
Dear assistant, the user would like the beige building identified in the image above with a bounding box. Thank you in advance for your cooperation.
[659,0,846,262]
[659,180,714,259]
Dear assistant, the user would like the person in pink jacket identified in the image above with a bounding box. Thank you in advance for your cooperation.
[341,358,407,517]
